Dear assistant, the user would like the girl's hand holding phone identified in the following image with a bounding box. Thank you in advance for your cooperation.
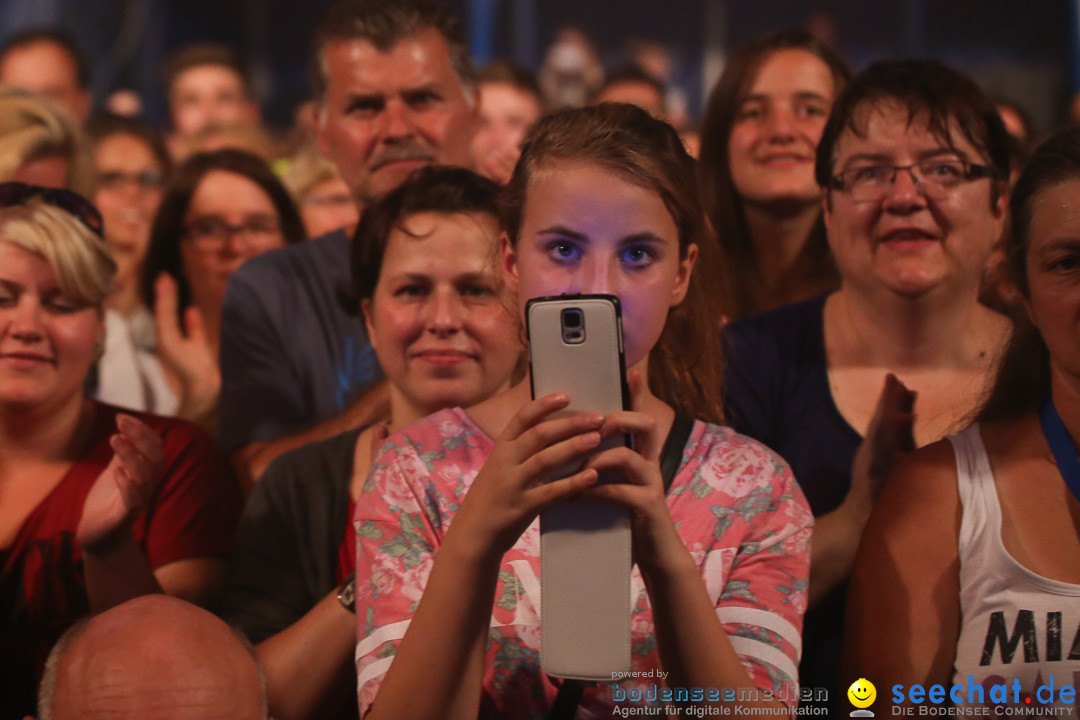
[579,369,688,572]
[445,392,605,560]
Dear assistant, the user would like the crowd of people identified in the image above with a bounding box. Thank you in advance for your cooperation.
[2,1,1079,719]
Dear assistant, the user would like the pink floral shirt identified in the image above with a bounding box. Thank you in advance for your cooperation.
[354,408,811,718]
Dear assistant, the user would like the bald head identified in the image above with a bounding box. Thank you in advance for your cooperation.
[39,596,266,720]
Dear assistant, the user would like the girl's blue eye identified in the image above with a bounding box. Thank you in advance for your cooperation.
[547,241,582,262]
[620,245,655,266]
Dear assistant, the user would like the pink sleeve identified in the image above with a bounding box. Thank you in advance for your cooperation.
[352,435,442,716]
[702,431,812,712]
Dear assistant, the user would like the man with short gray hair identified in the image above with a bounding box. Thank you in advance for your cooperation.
[219,0,480,488]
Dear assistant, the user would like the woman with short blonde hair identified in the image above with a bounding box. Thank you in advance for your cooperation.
[0,183,242,718]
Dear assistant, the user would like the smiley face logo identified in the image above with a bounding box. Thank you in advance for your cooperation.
[847,678,877,709]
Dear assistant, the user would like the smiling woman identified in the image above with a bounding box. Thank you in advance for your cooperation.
[846,126,1080,714]
[722,59,1015,702]
[699,30,850,319]
[221,166,521,720]
[0,186,241,719]
[363,209,519,415]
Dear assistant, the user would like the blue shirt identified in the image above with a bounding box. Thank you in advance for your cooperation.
[218,230,381,454]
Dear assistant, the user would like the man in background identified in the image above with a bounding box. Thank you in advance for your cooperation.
[164,43,261,158]
[0,28,91,122]
[219,0,479,488]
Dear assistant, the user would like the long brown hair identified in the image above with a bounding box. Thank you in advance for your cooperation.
[502,103,725,425]
[698,30,850,320]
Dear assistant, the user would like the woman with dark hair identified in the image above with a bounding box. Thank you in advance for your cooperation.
[846,127,1080,710]
[222,166,522,720]
[140,148,304,430]
[87,114,174,413]
[88,114,170,321]
[698,30,850,319]
[723,59,1014,699]
[353,104,810,719]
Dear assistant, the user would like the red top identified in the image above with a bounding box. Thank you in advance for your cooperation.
[0,403,242,720]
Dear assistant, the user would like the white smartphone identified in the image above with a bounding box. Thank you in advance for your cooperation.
[526,293,632,681]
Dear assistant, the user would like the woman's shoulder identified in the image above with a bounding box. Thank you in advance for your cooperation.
[687,420,805,497]
[872,434,962,529]
[265,426,363,475]
[678,420,813,547]
[722,295,829,389]
[254,426,362,503]
[373,408,494,471]
[387,408,476,444]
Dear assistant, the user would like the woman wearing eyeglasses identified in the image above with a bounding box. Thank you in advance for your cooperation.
[723,59,1014,698]
[0,183,242,720]
[141,148,305,433]
[847,126,1080,712]
[87,114,174,414]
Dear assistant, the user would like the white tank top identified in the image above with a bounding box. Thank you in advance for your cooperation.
[950,424,1080,710]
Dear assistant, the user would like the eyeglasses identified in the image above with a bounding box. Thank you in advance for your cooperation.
[0,182,104,237]
[830,158,996,203]
[97,169,164,191]
[184,215,282,251]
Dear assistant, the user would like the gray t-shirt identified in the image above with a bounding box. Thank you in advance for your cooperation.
[218,230,381,453]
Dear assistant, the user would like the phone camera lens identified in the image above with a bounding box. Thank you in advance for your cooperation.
[562,309,583,329]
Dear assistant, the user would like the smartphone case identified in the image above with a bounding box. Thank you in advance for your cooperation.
[526,294,632,681]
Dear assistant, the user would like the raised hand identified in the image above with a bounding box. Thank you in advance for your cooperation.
[153,273,220,420]
[446,393,604,558]
[850,373,917,510]
[76,414,164,554]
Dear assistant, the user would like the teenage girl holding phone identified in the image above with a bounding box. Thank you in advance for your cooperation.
[353,103,812,719]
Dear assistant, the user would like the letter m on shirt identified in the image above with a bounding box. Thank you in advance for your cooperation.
[981,610,1038,665]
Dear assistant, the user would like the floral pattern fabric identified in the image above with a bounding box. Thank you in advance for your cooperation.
[354,408,811,719]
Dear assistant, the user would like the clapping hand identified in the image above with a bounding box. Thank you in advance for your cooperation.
[76,414,164,554]
[850,373,917,510]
